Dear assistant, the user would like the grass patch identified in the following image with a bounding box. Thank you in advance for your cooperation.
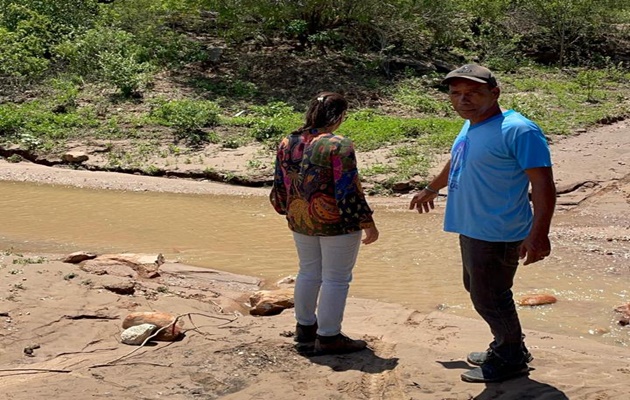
[500,66,630,135]
[222,101,302,145]
[189,77,260,102]
[340,109,460,151]
[148,98,221,145]
[389,76,452,115]
[0,99,99,151]
[361,144,433,191]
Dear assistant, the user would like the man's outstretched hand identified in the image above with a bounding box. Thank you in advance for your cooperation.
[519,233,551,265]
[409,189,438,213]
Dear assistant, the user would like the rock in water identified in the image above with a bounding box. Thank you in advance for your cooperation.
[518,294,557,306]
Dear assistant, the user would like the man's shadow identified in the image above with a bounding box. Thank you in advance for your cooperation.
[437,360,569,399]
[295,344,398,373]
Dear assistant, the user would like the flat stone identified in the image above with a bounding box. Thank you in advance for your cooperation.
[121,324,157,345]
[518,294,557,306]
[62,151,89,163]
[122,311,183,341]
[99,277,136,295]
[62,251,97,264]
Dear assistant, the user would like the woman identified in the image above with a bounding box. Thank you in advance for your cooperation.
[270,92,379,355]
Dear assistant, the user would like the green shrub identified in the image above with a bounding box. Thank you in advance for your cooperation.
[6,154,22,163]
[412,118,462,149]
[98,0,208,65]
[396,153,431,181]
[575,68,608,103]
[0,104,22,136]
[48,77,81,112]
[251,121,287,142]
[221,137,243,149]
[0,100,98,147]
[248,102,295,118]
[0,1,101,79]
[54,27,153,95]
[98,51,152,97]
[0,0,99,36]
[150,99,221,144]
[247,102,300,143]
[190,78,259,101]
[0,8,51,78]
[392,78,451,115]
[339,110,459,151]
[516,0,630,67]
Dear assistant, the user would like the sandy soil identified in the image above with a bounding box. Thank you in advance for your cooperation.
[0,120,629,399]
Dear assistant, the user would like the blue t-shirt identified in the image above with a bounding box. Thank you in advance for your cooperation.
[444,110,552,242]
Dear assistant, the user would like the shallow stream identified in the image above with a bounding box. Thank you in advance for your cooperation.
[1,180,627,347]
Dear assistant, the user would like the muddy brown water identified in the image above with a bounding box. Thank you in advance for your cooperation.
[1,180,627,348]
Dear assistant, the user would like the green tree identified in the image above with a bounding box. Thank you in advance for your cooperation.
[54,27,152,96]
[518,0,630,67]
[0,0,99,36]
[0,5,51,78]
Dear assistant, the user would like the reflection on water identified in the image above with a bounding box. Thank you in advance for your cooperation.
[0,180,627,347]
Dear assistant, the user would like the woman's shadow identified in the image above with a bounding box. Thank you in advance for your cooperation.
[295,344,398,373]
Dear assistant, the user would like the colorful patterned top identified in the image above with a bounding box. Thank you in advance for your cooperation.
[270,131,375,236]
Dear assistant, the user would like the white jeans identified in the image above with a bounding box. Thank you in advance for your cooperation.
[292,231,362,337]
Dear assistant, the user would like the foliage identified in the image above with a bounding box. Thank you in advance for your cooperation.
[191,78,259,101]
[49,77,80,112]
[514,0,630,67]
[575,69,608,103]
[0,0,99,36]
[340,110,460,151]
[99,51,152,97]
[0,0,629,186]
[0,103,22,137]
[391,77,452,115]
[6,154,22,163]
[99,0,208,65]
[500,66,630,135]
[203,0,462,57]
[0,99,98,150]
[246,102,301,143]
[149,99,221,144]
[0,0,102,79]
[1,0,628,86]
[0,7,51,78]
[395,152,431,181]
[54,27,153,96]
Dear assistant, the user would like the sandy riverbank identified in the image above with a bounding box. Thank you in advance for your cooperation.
[1,249,629,400]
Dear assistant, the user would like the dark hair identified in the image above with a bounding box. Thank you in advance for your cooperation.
[293,92,348,134]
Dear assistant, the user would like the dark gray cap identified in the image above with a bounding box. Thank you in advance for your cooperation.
[442,64,497,87]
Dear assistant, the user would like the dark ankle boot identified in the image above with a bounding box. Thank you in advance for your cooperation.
[314,333,367,355]
[295,322,317,343]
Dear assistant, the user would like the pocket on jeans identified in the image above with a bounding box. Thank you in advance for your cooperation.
[503,241,522,265]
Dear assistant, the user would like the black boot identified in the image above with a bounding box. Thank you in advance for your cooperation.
[461,352,529,383]
[467,348,533,366]
[295,322,318,343]
[314,333,367,355]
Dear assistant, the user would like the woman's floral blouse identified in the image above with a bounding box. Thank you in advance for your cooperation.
[270,132,375,236]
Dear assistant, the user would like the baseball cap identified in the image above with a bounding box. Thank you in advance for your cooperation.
[442,64,498,87]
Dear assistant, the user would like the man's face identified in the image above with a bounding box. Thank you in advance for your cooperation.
[448,79,500,124]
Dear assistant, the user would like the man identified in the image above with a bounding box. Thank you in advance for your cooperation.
[409,64,556,383]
